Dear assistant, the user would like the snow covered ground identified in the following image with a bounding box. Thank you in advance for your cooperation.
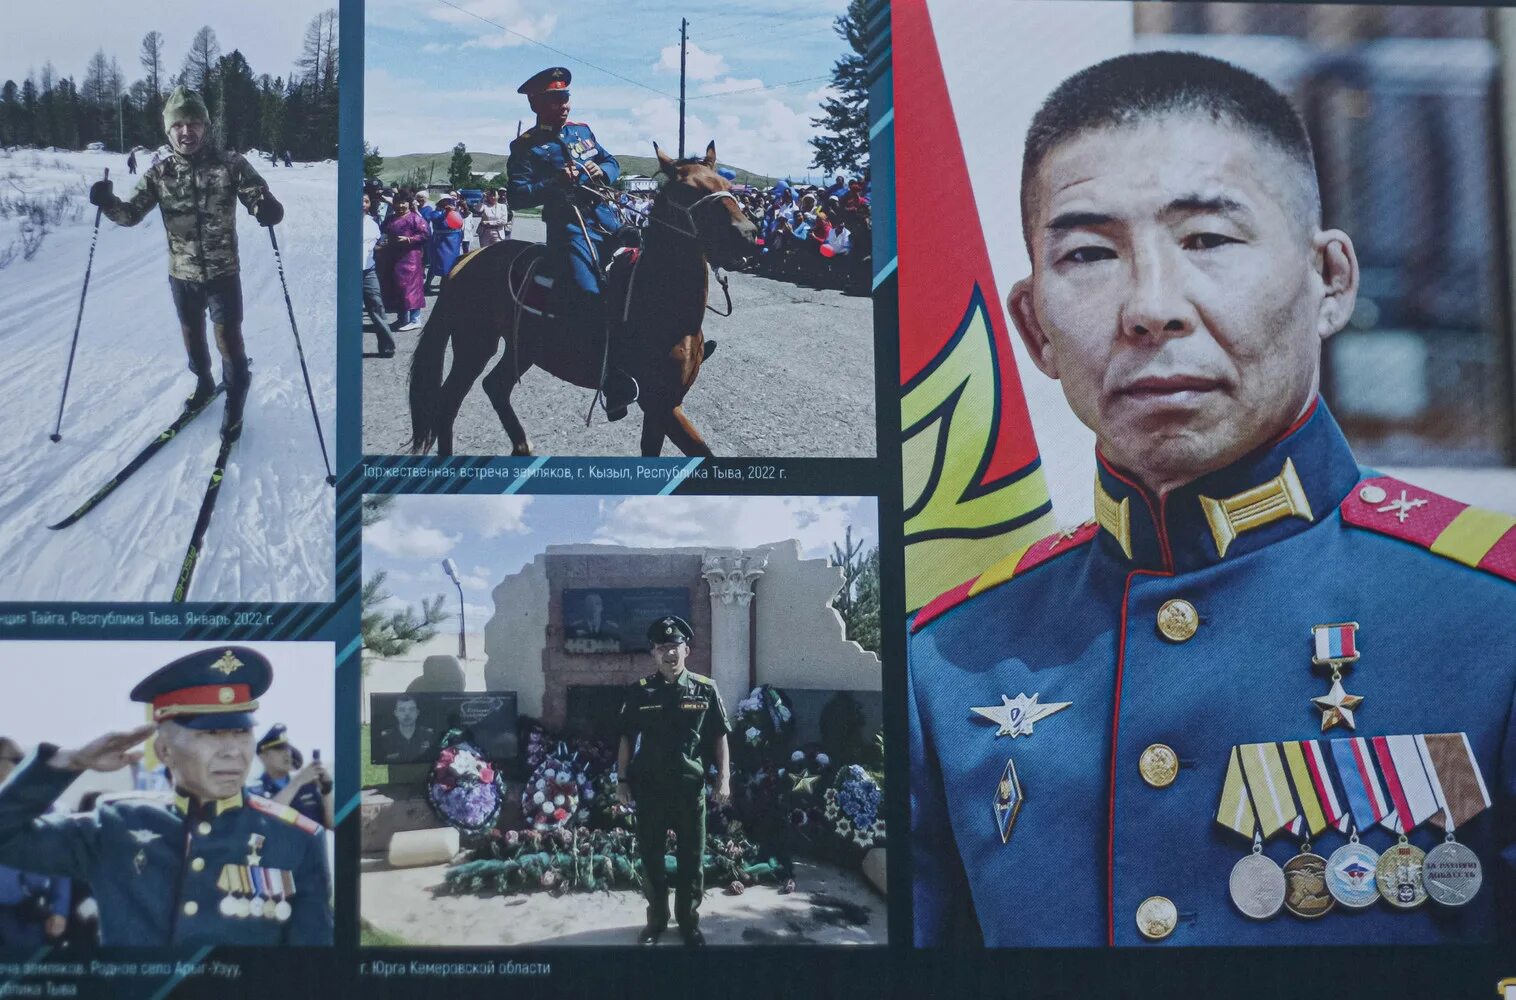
[0,148,335,603]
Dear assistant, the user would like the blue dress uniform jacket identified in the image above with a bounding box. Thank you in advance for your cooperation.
[0,747,333,946]
[908,401,1516,947]
[507,122,621,314]
[248,773,326,831]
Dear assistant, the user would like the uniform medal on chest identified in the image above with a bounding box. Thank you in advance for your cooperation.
[1375,837,1427,909]
[1309,623,1363,731]
[969,691,1068,844]
[1417,732,1491,907]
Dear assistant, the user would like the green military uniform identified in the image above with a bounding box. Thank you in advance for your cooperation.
[0,646,333,946]
[88,86,283,432]
[620,617,731,937]
[98,89,276,283]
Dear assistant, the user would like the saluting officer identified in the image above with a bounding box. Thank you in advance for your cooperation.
[908,52,1516,947]
[506,66,637,419]
[248,724,334,830]
[0,647,333,946]
[616,616,732,946]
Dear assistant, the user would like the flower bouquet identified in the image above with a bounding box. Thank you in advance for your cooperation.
[730,684,795,769]
[425,733,505,835]
[521,752,585,832]
[823,764,887,857]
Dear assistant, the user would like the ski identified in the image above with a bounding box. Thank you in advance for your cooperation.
[47,385,227,531]
[171,430,236,603]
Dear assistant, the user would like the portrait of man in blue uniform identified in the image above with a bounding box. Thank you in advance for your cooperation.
[0,647,333,946]
[908,50,1516,948]
[506,65,637,418]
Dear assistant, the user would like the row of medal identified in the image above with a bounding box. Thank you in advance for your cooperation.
[216,862,297,921]
[1217,732,1490,919]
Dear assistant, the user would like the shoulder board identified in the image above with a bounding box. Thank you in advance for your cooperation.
[687,673,715,686]
[910,521,1098,633]
[1341,476,1516,582]
[511,128,543,148]
[246,794,321,835]
[638,677,649,687]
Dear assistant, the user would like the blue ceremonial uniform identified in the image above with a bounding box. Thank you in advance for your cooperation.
[506,121,621,323]
[0,748,332,946]
[908,400,1516,947]
[249,773,326,831]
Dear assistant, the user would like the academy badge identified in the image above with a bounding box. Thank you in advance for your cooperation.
[992,757,1023,843]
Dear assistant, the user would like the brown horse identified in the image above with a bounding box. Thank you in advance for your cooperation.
[408,141,757,457]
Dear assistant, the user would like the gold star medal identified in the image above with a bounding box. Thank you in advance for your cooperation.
[1310,624,1363,731]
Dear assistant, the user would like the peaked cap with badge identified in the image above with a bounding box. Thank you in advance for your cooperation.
[908,399,1516,947]
[0,647,332,945]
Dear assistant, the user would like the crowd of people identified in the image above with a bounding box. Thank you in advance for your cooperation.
[357,168,869,357]
[742,173,871,293]
[361,178,514,357]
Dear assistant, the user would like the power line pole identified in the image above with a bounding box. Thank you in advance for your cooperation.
[678,17,688,159]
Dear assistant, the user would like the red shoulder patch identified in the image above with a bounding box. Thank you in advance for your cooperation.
[1341,476,1516,582]
[909,522,1098,634]
[247,794,321,835]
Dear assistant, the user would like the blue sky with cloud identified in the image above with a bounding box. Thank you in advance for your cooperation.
[364,494,878,630]
[364,0,851,180]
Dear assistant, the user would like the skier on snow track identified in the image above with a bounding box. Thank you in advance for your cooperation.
[87,85,284,442]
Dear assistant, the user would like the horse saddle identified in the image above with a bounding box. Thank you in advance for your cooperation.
[503,241,641,322]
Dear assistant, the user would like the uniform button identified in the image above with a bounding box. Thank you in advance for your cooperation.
[197,822,212,835]
[183,901,199,917]
[1156,599,1199,642]
[1358,484,1387,504]
[1139,744,1179,788]
[1136,896,1177,941]
[191,857,205,872]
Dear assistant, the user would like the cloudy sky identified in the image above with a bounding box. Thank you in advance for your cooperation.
[1,641,335,758]
[0,0,330,92]
[365,0,851,180]
[364,494,878,632]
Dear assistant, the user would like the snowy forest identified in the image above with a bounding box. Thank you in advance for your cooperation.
[0,10,338,160]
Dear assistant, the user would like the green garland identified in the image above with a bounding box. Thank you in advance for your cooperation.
[441,827,785,898]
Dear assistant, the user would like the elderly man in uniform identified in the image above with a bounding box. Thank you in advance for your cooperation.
[908,51,1516,948]
[87,85,284,441]
[616,616,731,946]
[506,66,638,420]
[0,647,332,945]
[248,724,334,830]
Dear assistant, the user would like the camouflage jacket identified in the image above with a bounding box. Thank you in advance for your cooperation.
[103,148,271,282]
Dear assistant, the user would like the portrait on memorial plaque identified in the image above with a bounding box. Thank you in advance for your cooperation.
[896,0,1516,948]
[359,493,888,946]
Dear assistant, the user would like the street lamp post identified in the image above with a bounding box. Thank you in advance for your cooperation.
[441,558,466,660]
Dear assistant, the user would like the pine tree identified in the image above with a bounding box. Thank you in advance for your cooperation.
[448,142,473,188]
[809,0,870,177]
[0,81,18,146]
[180,26,221,92]
[362,571,451,658]
[140,31,167,143]
[831,526,881,652]
[217,51,259,151]
[364,141,385,180]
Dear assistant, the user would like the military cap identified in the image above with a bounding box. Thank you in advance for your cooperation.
[129,646,271,731]
[648,615,694,646]
[256,723,290,754]
[518,66,571,97]
[162,85,210,129]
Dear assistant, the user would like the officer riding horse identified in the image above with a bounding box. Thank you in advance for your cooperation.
[407,67,758,457]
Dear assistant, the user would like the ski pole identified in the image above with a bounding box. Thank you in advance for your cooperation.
[51,167,107,443]
[268,226,336,486]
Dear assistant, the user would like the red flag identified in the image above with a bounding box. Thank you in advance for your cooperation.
[895,0,1054,610]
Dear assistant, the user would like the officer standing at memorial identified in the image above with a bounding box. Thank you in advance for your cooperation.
[248,724,334,830]
[0,647,333,945]
[617,616,732,945]
[506,66,638,419]
[908,51,1516,947]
